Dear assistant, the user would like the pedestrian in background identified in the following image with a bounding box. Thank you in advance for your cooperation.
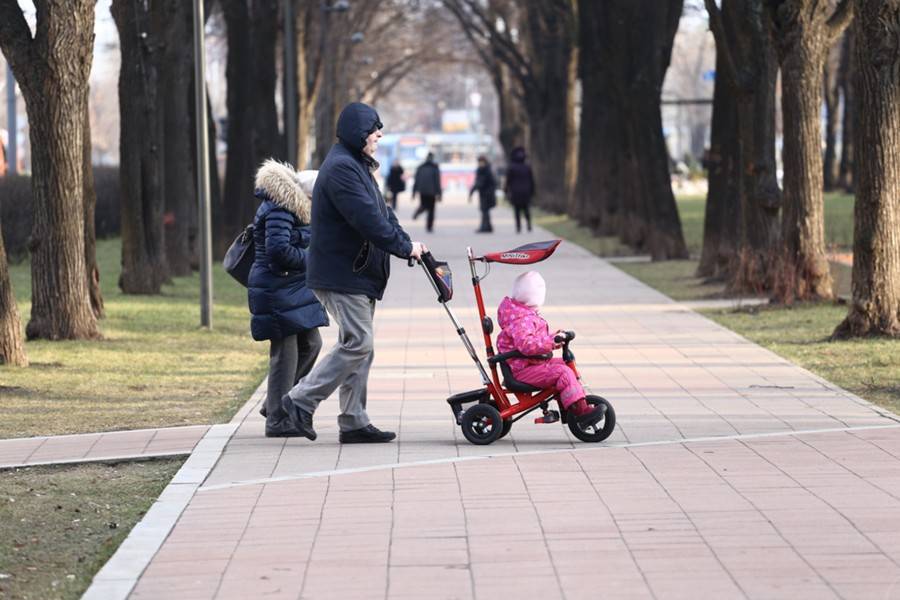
[385,159,405,209]
[248,160,328,437]
[412,152,442,233]
[469,155,497,233]
[504,146,535,233]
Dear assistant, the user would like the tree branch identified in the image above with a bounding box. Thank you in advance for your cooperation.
[826,0,853,43]
[703,0,742,90]
[0,0,36,89]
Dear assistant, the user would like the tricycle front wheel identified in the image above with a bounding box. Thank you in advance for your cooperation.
[568,395,615,443]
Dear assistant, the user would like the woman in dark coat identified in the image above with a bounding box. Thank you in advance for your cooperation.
[469,155,497,233]
[504,146,535,233]
[248,159,329,437]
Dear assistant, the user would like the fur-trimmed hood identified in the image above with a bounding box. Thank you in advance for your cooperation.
[254,159,316,223]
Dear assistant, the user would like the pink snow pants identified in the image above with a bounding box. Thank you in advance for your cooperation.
[513,358,584,408]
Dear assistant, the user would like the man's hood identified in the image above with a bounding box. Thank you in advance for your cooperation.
[336,102,383,154]
[254,159,314,223]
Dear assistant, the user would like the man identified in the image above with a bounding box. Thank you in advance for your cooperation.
[468,155,497,233]
[282,102,427,443]
[411,152,442,232]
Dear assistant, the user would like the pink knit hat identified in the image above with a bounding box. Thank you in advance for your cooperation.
[511,271,546,308]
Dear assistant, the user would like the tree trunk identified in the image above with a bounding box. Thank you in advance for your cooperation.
[162,0,196,277]
[82,94,104,318]
[0,213,27,366]
[833,0,900,338]
[113,0,170,294]
[0,0,101,340]
[837,28,855,192]
[572,0,620,235]
[519,0,576,214]
[769,1,850,303]
[495,64,528,161]
[823,41,842,191]
[697,47,741,279]
[706,0,782,294]
[252,0,282,162]
[608,0,688,260]
[222,0,282,237]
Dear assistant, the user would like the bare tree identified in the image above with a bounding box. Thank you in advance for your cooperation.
[112,0,170,294]
[768,0,853,304]
[221,0,283,240]
[822,38,842,191]
[705,0,782,294]
[837,27,854,191]
[443,0,578,213]
[82,90,104,317]
[162,0,197,277]
[832,0,900,338]
[0,0,101,340]
[571,1,688,260]
[696,35,741,279]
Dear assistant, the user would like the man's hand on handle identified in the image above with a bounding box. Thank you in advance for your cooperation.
[410,241,428,260]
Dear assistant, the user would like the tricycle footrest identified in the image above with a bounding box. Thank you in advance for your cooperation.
[446,389,489,425]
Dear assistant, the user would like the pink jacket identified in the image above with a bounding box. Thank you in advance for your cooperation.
[496,296,555,373]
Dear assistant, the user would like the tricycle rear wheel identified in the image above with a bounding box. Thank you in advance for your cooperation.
[461,403,504,445]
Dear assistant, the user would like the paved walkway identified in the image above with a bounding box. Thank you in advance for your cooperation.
[0,425,210,469]
[87,198,900,599]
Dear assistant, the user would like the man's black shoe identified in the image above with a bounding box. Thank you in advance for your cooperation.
[339,424,396,444]
[281,394,317,441]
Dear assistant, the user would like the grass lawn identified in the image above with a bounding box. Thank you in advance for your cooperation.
[0,458,183,600]
[538,192,900,417]
[0,238,268,439]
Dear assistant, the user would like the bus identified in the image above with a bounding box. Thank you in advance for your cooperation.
[375,131,494,193]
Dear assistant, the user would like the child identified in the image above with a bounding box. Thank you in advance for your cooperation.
[496,271,603,423]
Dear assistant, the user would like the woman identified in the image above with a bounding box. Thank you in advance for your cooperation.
[469,155,497,233]
[504,146,535,233]
[248,159,329,437]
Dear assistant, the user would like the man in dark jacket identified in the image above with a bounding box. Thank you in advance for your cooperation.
[411,152,442,232]
[282,102,427,444]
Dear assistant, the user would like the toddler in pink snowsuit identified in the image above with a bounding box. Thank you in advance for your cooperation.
[496,271,595,417]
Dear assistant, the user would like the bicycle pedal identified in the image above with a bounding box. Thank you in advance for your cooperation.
[534,410,560,424]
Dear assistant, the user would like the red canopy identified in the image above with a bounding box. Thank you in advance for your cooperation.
[479,240,562,264]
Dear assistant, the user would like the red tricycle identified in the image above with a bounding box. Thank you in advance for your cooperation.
[412,240,616,445]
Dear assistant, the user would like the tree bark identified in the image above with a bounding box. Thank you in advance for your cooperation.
[769,1,852,303]
[823,40,842,191]
[162,0,196,277]
[0,0,101,340]
[833,0,900,338]
[697,47,741,279]
[0,211,27,366]
[113,0,170,294]
[82,92,104,318]
[252,0,282,162]
[837,28,855,192]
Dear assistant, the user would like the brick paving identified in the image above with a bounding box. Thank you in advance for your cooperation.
[0,424,210,469]
[92,198,900,599]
